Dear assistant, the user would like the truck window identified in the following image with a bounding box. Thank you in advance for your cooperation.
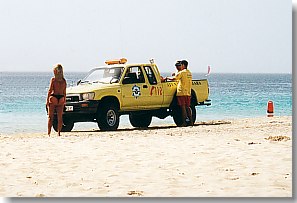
[81,67,123,84]
[144,66,157,85]
[122,66,145,84]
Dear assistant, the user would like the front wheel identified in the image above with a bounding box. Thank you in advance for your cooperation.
[53,117,74,132]
[97,104,119,131]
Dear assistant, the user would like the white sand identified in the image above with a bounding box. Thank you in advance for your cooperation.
[0,116,292,197]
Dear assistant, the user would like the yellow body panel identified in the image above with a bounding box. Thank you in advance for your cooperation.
[66,63,209,111]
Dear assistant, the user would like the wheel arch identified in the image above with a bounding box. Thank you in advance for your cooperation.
[191,89,198,106]
[98,96,120,109]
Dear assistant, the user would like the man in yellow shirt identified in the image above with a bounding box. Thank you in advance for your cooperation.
[167,60,193,126]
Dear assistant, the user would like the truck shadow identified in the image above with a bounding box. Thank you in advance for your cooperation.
[71,120,231,133]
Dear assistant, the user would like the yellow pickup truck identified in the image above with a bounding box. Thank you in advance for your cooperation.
[53,58,211,132]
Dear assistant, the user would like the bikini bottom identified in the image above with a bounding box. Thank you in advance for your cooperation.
[51,94,64,102]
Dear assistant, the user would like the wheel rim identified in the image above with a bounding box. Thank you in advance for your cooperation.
[106,109,116,126]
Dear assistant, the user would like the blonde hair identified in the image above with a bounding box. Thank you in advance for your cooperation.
[53,64,64,80]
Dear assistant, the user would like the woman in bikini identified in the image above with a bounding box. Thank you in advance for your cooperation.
[46,64,67,137]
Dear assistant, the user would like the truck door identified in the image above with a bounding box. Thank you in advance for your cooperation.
[140,65,164,109]
[121,66,147,110]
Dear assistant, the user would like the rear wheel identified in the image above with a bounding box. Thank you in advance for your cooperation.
[172,106,183,127]
[189,105,196,125]
[53,117,74,132]
[97,103,119,131]
[172,105,196,126]
[129,113,152,128]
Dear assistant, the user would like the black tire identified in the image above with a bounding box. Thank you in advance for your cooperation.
[129,113,152,128]
[53,116,74,132]
[97,103,119,131]
[190,105,196,125]
[172,106,183,127]
[172,105,196,126]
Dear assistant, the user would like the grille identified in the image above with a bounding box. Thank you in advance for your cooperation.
[66,95,80,102]
[73,105,81,111]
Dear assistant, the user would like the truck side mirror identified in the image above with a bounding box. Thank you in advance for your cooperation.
[110,78,119,84]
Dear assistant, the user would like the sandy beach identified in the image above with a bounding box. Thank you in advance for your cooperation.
[0,116,292,197]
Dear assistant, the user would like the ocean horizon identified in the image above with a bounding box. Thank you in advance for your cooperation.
[0,72,292,134]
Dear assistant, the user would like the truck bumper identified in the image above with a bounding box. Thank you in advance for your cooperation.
[198,99,212,106]
[63,101,99,122]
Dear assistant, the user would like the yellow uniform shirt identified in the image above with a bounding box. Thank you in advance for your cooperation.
[174,69,192,96]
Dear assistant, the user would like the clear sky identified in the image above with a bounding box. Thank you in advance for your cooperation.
[0,0,292,73]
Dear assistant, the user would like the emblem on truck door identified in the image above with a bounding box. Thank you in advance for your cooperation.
[132,85,141,99]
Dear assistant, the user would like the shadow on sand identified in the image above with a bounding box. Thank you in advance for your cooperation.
[70,120,232,133]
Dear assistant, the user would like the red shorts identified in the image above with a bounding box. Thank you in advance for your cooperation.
[177,96,191,107]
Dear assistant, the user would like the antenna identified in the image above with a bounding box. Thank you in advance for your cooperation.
[205,65,211,76]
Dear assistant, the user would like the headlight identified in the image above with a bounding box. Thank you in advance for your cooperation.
[82,92,95,100]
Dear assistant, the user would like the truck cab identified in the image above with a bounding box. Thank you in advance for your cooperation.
[52,58,211,132]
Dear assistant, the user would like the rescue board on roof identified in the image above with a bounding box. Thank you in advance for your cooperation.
[105,58,127,65]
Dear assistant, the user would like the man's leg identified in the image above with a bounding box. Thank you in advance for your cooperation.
[185,96,193,126]
[177,96,187,127]
[180,104,187,127]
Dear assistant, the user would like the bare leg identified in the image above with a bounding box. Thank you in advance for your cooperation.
[47,117,52,136]
[56,105,64,136]
[47,104,55,137]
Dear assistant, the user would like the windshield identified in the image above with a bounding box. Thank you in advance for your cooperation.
[81,67,124,84]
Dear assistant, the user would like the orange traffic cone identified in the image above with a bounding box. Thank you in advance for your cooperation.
[267,100,274,117]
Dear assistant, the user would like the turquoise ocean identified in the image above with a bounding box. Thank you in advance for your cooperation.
[0,72,292,135]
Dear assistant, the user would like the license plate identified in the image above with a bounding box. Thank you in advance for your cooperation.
[65,106,73,112]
